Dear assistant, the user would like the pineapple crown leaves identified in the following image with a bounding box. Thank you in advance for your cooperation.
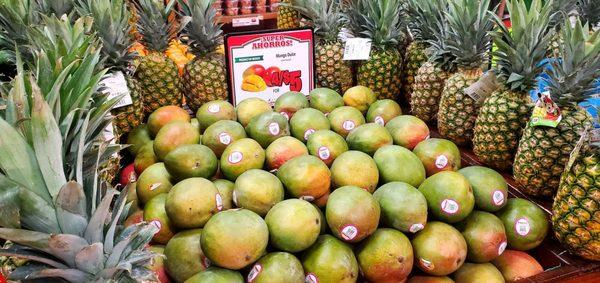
[0,0,40,64]
[289,0,347,42]
[178,0,224,56]
[490,0,555,92]
[544,19,600,107]
[406,0,446,43]
[346,0,405,50]
[133,0,180,53]
[577,0,600,28]
[75,0,137,73]
[34,0,75,18]
[443,0,496,69]
[426,1,458,72]
[0,57,158,282]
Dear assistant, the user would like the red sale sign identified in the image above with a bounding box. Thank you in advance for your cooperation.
[225,28,315,106]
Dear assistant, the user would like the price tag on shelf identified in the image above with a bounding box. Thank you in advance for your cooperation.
[232,16,261,27]
[100,71,133,109]
[343,38,372,61]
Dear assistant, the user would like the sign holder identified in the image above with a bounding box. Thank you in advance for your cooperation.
[224,27,315,106]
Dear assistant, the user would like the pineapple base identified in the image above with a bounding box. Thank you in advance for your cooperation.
[552,143,600,261]
[111,76,145,136]
[357,49,402,100]
[410,62,450,122]
[514,107,593,198]
[473,90,532,170]
[182,56,229,113]
[315,41,354,95]
[437,68,484,146]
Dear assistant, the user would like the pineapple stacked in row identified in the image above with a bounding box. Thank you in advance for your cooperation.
[436,0,495,146]
[278,0,301,29]
[347,0,404,100]
[292,0,353,94]
[0,10,158,282]
[409,0,456,123]
[473,0,554,170]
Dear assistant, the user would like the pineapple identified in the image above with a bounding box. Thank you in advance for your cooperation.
[0,0,39,64]
[179,0,228,113]
[347,0,404,100]
[513,19,600,198]
[0,17,157,280]
[278,0,301,29]
[133,0,183,115]
[291,0,353,94]
[552,114,600,260]
[473,0,554,171]
[33,0,74,17]
[409,0,456,123]
[76,0,145,137]
[402,0,443,102]
[436,0,495,146]
[548,0,578,58]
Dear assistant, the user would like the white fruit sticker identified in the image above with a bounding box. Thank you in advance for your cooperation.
[340,225,359,241]
[215,193,223,211]
[149,183,161,191]
[201,256,211,269]
[342,120,356,131]
[419,258,434,271]
[304,128,316,140]
[498,241,507,255]
[441,199,459,215]
[492,190,505,206]
[318,146,331,160]
[150,220,162,232]
[247,264,262,282]
[101,71,133,109]
[300,195,315,202]
[515,217,531,236]
[409,223,425,233]
[269,122,281,136]
[228,151,243,164]
[374,116,385,126]
[219,132,232,145]
[305,273,319,283]
[435,155,448,169]
[232,191,238,207]
[280,112,290,120]
[208,104,220,113]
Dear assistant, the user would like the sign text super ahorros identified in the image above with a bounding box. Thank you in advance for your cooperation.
[225,28,314,106]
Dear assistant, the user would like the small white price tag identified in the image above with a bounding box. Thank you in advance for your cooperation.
[343,38,372,61]
[464,71,500,105]
[101,71,133,109]
[232,16,261,27]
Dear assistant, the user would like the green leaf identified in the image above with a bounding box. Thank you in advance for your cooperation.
[55,182,88,236]
[75,243,105,275]
[28,268,91,282]
[0,174,21,228]
[30,77,67,200]
[0,247,69,269]
[84,189,117,244]
[48,234,89,267]
[18,188,61,233]
[0,117,52,203]
[104,187,130,254]
[0,228,52,253]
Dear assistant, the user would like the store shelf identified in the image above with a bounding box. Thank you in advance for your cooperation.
[217,12,278,24]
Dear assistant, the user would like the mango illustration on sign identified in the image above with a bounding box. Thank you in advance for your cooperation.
[241,64,302,92]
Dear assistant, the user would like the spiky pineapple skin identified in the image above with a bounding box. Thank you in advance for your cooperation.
[136,52,182,115]
[473,90,532,170]
[402,41,428,102]
[111,76,144,136]
[315,41,353,94]
[410,62,450,122]
[182,55,228,112]
[514,107,593,198]
[552,142,600,261]
[277,0,300,29]
[437,68,483,146]
[357,49,402,100]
